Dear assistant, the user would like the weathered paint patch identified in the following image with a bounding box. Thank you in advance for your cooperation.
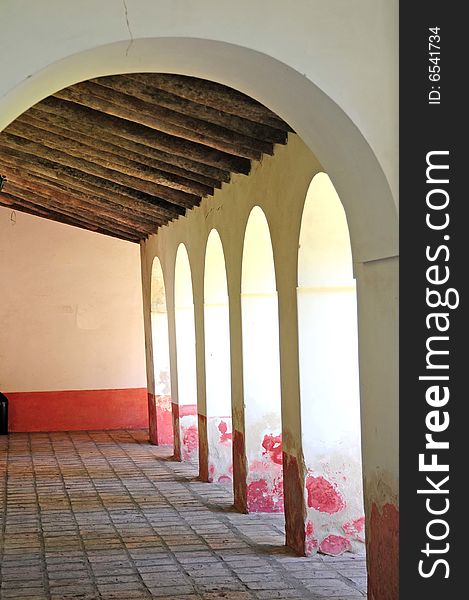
[368,503,399,600]
[198,413,208,481]
[247,474,283,513]
[247,479,276,512]
[207,416,233,485]
[262,433,282,465]
[319,534,351,556]
[182,423,198,461]
[282,451,306,555]
[171,402,181,461]
[155,394,173,445]
[343,516,365,541]
[176,404,198,462]
[305,520,318,555]
[218,475,232,483]
[147,393,158,445]
[247,432,284,513]
[233,429,247,513]
[218,420,232,443]
[179,404,198,417]
[306,474,345,514]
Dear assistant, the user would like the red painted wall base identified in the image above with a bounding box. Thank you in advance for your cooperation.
[5,388,148,432]
[148,393,173,445]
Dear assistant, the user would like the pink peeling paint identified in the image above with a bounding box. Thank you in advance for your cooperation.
[319,534,351,556]
[247,432,284,513]
[305,520,318,555]
[343,516,365,540]
[182,424,198,461]
[155,394,173,445]
[262,433,283,465]
[218,420,232,443]
[247,475,283,513]
[207,416,233,484]
[306,474,345,514]
[247,479,276,512]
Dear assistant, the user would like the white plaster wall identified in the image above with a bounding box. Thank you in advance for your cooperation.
[242,294,282,442]
[151,258,171,395]
[174,244,197,407]
[298,174,361,449]
[204,230,231,418]
[204,304,231,418]
[151,313,171,395]
[242,208,282,450]
[0,207,147,392]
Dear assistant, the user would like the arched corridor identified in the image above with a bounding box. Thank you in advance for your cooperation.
[0,6,399,596]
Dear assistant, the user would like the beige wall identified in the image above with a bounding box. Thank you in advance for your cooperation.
[0,207,147,393]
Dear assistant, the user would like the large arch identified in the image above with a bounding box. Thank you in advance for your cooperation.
[0,38,397,264]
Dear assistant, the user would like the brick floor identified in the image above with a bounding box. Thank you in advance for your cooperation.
[0,430,367,599]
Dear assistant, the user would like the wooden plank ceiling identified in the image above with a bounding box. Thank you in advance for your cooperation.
[0,74,292,243]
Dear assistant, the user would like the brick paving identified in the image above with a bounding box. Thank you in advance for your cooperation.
[0,430,367,600]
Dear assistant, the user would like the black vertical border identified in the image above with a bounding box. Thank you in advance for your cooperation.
[400,2,464,597]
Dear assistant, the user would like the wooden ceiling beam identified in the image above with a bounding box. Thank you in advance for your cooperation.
[0,165,166,228]
[127,73,291,131]
[16,113,223,190]
[56,82,273,159]
[1,133,200,209]
[94,76,288,144]
[7,120,214,198]
[38,97,251,175]
[28,107,231,185]
[4,180,156,235]
[0,195,140,243]
[0,149,183,221]
[0,73,294,241]
[2,186,147,239]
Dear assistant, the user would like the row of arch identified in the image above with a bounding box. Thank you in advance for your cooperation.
[149,173,364,556]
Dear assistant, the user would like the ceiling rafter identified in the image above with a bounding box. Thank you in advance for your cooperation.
[0,73,291,242]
